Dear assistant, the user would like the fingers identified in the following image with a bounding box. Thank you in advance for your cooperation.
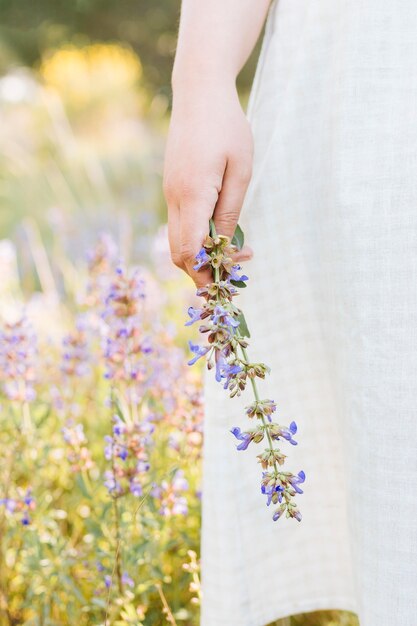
[166,160,254,289]
[179,186,219,288]
[167,203,185,271]
[212,154,252,240]
[232,244,253,263]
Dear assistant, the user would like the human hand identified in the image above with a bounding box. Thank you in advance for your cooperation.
[163,81,254,288]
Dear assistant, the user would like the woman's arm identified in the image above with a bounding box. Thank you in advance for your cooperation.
[163,0,272,287]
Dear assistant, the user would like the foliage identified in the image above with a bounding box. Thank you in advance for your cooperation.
[0,232,202,625]
[0,0,259,99]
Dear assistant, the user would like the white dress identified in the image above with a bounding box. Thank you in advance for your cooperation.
[200,1,417,625]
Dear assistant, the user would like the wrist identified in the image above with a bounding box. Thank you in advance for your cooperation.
[171,59,237,96]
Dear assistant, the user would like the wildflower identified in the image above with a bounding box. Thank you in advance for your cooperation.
[185,306,204,326]
[62,421,94,472]
[103,414,152,498]
[230,426,255,451]
[121,572,134,588]
[229,264,249,283]
[151,470,189,517]
[61,315,91,378]
[187,220,305,522]
[193,248,211,271]
[187,341,210,366]
[0,316,37,403]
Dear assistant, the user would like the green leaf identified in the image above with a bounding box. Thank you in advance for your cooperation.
[230,279,247,289]
[75,473,91,500]
[236,313,251,338]
[231,224,245,250]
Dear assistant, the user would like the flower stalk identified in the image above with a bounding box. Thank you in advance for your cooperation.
[186,220,305,522]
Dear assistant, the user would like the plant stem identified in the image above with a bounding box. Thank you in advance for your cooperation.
[239,343,279,478]
[112,496,123,594]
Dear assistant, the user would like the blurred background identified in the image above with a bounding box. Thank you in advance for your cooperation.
[0,0,258,254]
[0,3,358,625]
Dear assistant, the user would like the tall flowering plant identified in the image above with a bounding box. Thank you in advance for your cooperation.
[187,221,305,522]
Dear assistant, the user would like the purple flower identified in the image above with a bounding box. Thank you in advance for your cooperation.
[185,306,203,326]
[187,341,209,366]
[193,248,211,271]
[215,354,242,388]
[113,416,125,436]
[122,572,135,588]
[281,421,298,445]
[118,446,128,461]
[212,305,240,329]
[269,421,298,445]
[129,480,143,497]
[272,507,285,521]
[289,470,306,495]
[230,426,254,451]
[229,264,249,283]
[0,498,16,513]
[261,482,284,506]
[104,575,112,589]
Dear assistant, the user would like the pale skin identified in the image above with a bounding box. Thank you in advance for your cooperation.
[163,0,272,288]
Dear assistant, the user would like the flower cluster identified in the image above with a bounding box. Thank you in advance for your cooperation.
[104,414,154,498]
[0,317,37,403]
[100,265,152,387]
[61,315,91,379]
[62,421,95,472]
[150,469,189,517]
[186,222,305,522]
[0,487,35,525]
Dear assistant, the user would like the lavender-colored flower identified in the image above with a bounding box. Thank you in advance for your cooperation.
[121,572,134,588]
[0,317,37,403]
[261,481,284,507]
[187,341,210,366]
[230,426,254,451]
[100,266,150,382]
[151,470,189,517]
[0,498,16,513]
[188,225,305,522]
[211,305,240,329]
[185,306,203,326]
[104,414,153,497]
[289,470,306,495]
[193,248,211,271]
[229,264,249,283]
[104,575,112,589]
[269,421,298,446]
[61,315,91,378]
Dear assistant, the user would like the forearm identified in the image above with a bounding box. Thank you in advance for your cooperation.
[172,0,272,90]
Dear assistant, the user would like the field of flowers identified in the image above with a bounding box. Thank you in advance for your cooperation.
[0,230,204,625]
[0,42,359,626]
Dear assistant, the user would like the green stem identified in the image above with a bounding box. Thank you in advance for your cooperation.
[239,343,280,478]
[209,219,281,481]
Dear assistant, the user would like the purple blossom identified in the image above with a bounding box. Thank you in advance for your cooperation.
[229,264,249,283]
[104,575,112,589]
[261,481,284,507]
[215,353,242,386]
[185,306,203,326]
[211,305,240,329]
[129,480,143,497]
[121,572,135,588]
[0,317,37,403]
[230,426,254,451]
[187,341,210,366]
[193,248,211,271]
[289,470,306,495]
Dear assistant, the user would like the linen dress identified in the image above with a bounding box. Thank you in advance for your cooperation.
[200,1,417,625]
